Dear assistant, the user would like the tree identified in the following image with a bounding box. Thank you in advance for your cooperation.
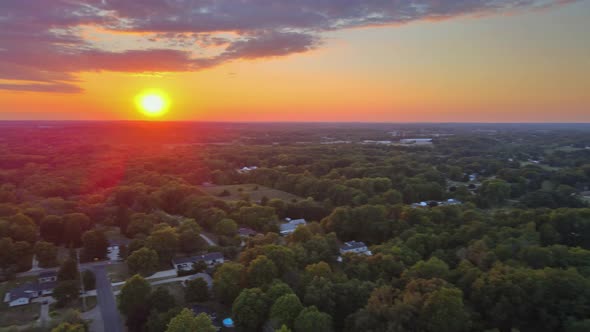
[186,277,209,302]
[34,241,58,267]
[294,306,333,332]
[53,280,80,307]
[81,229,108,261]
[166,308,216,332]
[82,270,96,290]
[213,262,245,304]
[270,294,304,329]
[51,322,85,332]
[62,213,91,247]
[40,215,64,244]
[119,275,151,331]
[421,287,470,332]
[146,307,182,332]
[127,247,159,276]
[479,179,511,206]
[149,287,176,313]
[58,258,79,282]
[146,226,179,263]
[214,218,238,236]
[232,288,269,331]
[247,255,278,287]
[403,257,450,280]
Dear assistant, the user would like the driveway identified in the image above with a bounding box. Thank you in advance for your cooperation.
[93,265,123,332]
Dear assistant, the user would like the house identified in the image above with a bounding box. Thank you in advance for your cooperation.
[172,252,224,272]
[340,241,372,256]
[238,227,258,238]
[107,239,130,262]
[4,283,39,307]
[38,271,57,284]
[279,218,306,236]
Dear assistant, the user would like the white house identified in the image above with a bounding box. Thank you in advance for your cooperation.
[340,241,372,256]
[38,271,57,284]
[4,283,39,307]
[399,138,433,144]
[237,166,258,173]
[172,252,224,272]
[279,218,306,236]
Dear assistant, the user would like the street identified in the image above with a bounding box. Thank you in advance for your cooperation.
[93,265,123,332]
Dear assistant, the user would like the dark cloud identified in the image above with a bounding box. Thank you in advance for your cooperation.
[0,0,578,93]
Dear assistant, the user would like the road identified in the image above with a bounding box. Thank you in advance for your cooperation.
[93,265,123,332]
[16,260,124,278]
[200,232,217,246]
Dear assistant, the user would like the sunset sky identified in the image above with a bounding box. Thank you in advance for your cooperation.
[1,0,589,122]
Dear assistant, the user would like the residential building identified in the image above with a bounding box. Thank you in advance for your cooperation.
[279,218,306,236]
[340,241,372,256]
[172,252,224,272]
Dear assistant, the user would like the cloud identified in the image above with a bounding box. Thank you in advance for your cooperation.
[0,0,578,93]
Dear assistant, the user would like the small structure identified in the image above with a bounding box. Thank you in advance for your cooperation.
[279,218,306,236]
[172,252,224,272]
[340,241,372,256]
[223,318,235,328]
[37,271,58,296]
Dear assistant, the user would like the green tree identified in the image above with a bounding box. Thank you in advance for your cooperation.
[421,287,470,332]
[82,270,96,290]
[127,247,159,276]
[119,274,152,315]
[146,226,179,263]
[53,280,80,307]
[214,218,238,236]
[165,308,216,332]
[232,288,269,331]
[51,322,85,332]
[294,306,333,332]
[34,241,58,267]
[81,229,108,261]
[270,294,304,329]
[149,287,176,313]
[248,255,278,287]
[479,179,511,206]
[58,258,79,282]
[213,262,245,304]
[403,257,450,280]
[186,277,209,302]
[146,308,182,332]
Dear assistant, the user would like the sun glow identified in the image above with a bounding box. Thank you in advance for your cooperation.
[136,91,169,117]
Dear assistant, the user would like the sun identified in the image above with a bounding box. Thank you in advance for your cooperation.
[136,91,169,117]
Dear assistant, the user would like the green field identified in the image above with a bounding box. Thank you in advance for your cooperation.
[198,184,302,202]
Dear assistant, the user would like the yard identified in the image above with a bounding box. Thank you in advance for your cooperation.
[155,281,186,306]
[0,276,41,328]
[49,296,98,318]
[106,263,130,283]
[198,184,302,203]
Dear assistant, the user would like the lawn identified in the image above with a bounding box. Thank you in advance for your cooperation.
[198,184,302,203]
[155,282,186,306]
[106,263,130,283]
[49,296,98,319]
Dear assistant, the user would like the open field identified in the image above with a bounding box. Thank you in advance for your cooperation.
[106,264,129,283]
[198,184,302,202]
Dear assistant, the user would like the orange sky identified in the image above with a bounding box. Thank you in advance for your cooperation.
[1,1,588,122]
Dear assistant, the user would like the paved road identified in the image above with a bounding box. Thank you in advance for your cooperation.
[200,233,217,246]
[93,265,123,332]
[16,260,124,278]
[38,302,49,328]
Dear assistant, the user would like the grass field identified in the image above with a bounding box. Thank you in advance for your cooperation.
[156,282,186,306]
[198,184,302,202]
[106,263,130,283]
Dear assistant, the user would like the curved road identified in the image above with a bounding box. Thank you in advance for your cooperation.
[93,265,123,332]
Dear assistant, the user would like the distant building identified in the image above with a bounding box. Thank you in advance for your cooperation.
[107,239,129,262]
[399,138,433,144]
[411,199,462,208]
[279,218,306,236]
[237,166,258,173]
[172,252,224,272]
[238,227,258,238]
[340,241,372,256]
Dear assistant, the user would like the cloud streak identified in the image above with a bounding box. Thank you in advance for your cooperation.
[0,0,578,93]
